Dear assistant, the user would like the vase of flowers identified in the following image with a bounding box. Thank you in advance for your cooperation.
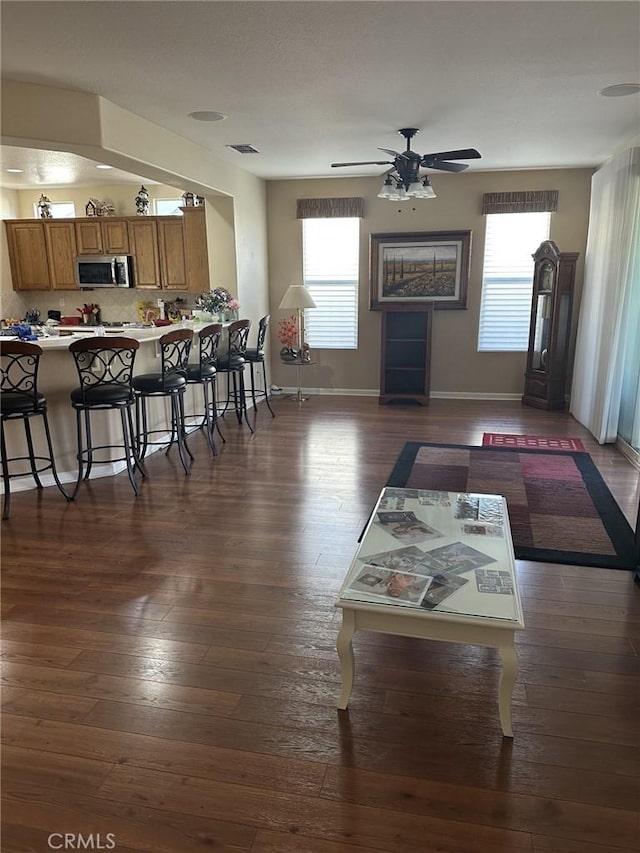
[195,289,240,321]
[278,313,300,361]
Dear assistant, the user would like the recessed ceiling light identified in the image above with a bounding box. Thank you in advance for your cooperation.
[5,168,23,173]
[598,83,640,98]
[188,111,228,122]
[96,164,113,170]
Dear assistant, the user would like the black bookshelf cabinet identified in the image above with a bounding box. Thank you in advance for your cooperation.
[379,305,433,405]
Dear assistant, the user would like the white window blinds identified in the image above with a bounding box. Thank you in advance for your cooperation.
[302,217,360,349]
[477,212,551,352]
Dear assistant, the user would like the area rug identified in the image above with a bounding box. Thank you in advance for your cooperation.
[386,442,637,570]
[483,433,586,452]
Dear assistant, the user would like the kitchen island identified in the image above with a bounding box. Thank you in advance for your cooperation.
[2,323,221,492]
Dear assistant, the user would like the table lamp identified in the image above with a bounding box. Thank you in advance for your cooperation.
[278,284,316,359]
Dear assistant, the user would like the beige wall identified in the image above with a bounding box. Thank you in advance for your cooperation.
[267,169,593,395]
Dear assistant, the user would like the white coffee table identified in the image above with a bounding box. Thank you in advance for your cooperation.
[335,487,525,737]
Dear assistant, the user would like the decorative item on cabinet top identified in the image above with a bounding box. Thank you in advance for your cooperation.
[182,191,195,207]
[85,198,115,217]
[135,186,150,216]
[36,194,52,219]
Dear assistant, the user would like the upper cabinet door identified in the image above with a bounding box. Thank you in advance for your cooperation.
[157,218,187,290]
[45,222,78,290]
[102,219,130,254]
[128,220,160,288]
[75,220,103,254]
[5,221,51,290]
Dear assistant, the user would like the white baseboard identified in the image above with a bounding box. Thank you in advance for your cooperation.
[274,387,522,401]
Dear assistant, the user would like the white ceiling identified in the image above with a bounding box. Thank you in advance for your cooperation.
[1,1,639,190]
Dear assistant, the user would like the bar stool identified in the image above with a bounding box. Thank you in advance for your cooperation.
[185,323,225,454]
[132,328,194,474]
[216,319,253,432]
[1,341,70,519]
[244,314,275,417]
[68,336,146,499]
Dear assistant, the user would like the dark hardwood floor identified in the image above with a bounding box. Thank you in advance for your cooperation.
[2,396,639,853]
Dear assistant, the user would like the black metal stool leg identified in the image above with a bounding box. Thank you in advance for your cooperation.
[1,421,11,520]
[172,393,191,474]
[249,362,258,412]
[83,409,94,480]
[23,417,43,488]
[127,406,147,478]
[179,393,195,462]
[201,381,217,455]
[119,407,140,496]
[261,360,275,416]
[72,409,85,500]
[237,370,254,433]
[41,410,71,501]
[212,378,226,443]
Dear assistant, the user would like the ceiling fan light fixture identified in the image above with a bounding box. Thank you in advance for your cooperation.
[377,176,396,199]
[406,180,423,197]
[418,176,437,198]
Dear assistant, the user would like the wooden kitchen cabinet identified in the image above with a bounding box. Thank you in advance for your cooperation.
[128,220,160,289]
[75,218,131,255]
[182,206,210,293]
[5,209,209,292]
[44,221,78,290]
[5,221,51,290]
[157,217,187,290]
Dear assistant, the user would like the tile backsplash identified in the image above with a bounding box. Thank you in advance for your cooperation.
[3,289,196,323]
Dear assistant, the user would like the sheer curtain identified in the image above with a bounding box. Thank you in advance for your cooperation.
[570,148,640,443]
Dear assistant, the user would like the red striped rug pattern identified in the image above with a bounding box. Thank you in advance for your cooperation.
[482,433,586,452]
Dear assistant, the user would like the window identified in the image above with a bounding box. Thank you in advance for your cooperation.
[33,201,75,218]
[302,217,359,349]
[477,212,551,352]
[153,198,183,216]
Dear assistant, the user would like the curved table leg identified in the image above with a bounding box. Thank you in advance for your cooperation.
[498,641,519,737]
[336,609,356,710]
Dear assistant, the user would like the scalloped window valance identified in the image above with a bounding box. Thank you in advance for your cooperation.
[296,197,364,219]
[481,190,558,215]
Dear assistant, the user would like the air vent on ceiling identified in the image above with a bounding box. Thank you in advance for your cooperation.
[226,144,260,154]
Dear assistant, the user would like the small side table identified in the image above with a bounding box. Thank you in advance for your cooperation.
[280,358,316,404]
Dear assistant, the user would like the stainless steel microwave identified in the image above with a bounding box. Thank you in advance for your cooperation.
[76,255,133,288]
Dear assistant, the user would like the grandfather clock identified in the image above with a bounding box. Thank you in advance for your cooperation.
[522,240,579,410]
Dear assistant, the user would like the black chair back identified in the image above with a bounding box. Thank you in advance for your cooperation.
[69,337,139,403]
[159,328,193,379]
[256,315,270,351]
[228,319,251,356]
[1,341,41,404]
[198,323,223,368]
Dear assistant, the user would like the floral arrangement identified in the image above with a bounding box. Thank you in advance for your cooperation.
[278,314,299,349]
[195,288,239,315]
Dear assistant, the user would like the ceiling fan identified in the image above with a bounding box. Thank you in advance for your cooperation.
[331,128,481,199]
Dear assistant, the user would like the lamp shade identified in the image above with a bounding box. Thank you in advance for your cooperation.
[278,285,317,310]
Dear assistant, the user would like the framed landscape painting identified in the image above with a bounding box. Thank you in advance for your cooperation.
[370,230,471,310]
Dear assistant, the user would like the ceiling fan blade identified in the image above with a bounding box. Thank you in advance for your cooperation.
[331,160,394,167]
[423,148,481,163]
[378,147,408,159]
[427,161,469,172]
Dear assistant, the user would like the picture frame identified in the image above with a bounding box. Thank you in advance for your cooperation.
[370,230,471,310]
